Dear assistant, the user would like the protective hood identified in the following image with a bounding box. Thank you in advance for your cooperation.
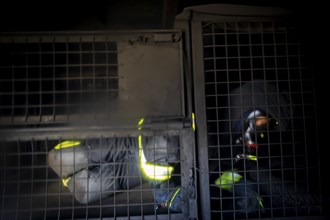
[229,80,292,132]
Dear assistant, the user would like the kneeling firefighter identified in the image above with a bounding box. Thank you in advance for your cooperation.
[211,80,320,215]
[48,118,182,212]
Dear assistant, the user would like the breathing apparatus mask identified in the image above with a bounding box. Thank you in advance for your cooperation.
[235,109,279,149]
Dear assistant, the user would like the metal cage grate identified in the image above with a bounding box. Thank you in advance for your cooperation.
[0,133,185,219]
[0,39,118,124]
[0,32,185,126]
[0,31,193,220]
[202,21,322,219]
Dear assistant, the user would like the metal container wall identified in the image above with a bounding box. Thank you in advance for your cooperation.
[176,4,327,220]
[0,31,196,220]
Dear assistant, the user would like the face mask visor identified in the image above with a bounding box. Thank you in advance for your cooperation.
[236,110,279,149]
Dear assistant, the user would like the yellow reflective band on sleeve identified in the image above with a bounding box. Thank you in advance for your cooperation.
[247,154,257,161]
[54,141,81,150]
[169,188,181,208]
[256,194,264,209]
[62,177,71,187]
[214,171,242,191]
[138,135,174,181]
[192,112,196,131]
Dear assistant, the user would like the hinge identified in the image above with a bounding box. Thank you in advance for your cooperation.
[129,33,181,44]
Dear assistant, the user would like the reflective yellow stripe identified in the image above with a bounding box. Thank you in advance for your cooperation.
[247,154,257,161]
[214,171,242,191]
[169,188,181,208]
[256,194,264,208]
[54,141,81,150]
[138,118,144,131]
[137,118,174,181]
[192,112,196,131]
[138,135,174,181]
[62,177,71,187]
[260,133,265,139]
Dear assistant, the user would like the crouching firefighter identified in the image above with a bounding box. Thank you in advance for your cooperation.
[48,117,183,212]
[211,80,320,215]
[210,80,291,215]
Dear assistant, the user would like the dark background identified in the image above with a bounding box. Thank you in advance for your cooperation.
[1,1,327,96]
[0,1,327,31]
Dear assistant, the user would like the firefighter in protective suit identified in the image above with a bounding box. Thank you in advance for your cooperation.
[211,80,320,216]
[48,118,182,212]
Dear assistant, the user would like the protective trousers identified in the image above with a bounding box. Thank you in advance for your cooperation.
[48,138,141,204]
[48,135,181,207]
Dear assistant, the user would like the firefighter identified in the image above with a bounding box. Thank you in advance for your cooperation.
[48,118,182,212]
[212,80,319,215]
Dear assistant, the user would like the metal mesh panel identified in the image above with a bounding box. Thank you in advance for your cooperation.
[202,21,323,219]
[0,39,118,124]
[0,133,183,219]
[0,32,191,219]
